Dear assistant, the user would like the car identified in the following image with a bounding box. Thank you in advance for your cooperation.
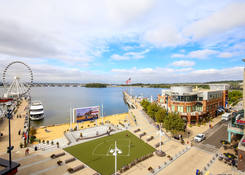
[173,135,180,140]
[242,139,245,146]
[221,113,232,121]
[194,134,206,142]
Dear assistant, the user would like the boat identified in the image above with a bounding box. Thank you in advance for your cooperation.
[29,100,45,120]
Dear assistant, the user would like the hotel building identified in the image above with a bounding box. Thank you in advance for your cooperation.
[158,84,229,124]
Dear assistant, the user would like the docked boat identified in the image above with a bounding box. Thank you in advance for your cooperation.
[30,101,44,120]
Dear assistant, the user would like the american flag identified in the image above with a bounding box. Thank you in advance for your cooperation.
[125,77,131,84]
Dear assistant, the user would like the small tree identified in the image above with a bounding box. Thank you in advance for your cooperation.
[140,99,150,111]
[29,127,37,136]
[163,112,185,134]
[155,108,167,123]
[146,103,159,120]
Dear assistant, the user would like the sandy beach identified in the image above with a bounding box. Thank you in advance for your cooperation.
[34,112,135,142]
[0,99,29,153]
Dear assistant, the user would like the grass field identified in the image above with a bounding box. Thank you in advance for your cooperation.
[64,130,156,175]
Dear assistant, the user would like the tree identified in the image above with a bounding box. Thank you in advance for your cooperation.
[140,99,150,111]
[146,103,159,120]
[163,112,185,134]
[155,108,167,123]
[228,90,242,106]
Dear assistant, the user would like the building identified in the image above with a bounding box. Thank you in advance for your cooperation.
[237,68,245,171]
[157,84,229,124]
[225,68,245,171]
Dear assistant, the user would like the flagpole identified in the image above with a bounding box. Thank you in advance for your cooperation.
[102,104,104,124]
[69,104,72,131]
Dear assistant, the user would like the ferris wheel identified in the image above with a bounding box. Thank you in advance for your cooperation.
[2,61,33,98]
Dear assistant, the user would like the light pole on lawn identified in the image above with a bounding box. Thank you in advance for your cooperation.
[110,141,122,175]
[156,123,166,157]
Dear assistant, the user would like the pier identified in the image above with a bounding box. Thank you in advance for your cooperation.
[123,91,138,109]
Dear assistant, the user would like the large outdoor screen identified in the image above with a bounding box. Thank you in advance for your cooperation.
[74,106,100,122]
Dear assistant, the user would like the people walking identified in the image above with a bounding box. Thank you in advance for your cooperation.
[25,148,29,156]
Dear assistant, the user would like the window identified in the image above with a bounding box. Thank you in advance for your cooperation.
[177,106,184,113]
[187,106,191,113]
[171,105,175,112]
[196,105,203,112]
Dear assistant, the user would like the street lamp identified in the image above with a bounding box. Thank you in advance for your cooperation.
[110,141,122,175]
[156,124,166,157]
[5,101,14,168]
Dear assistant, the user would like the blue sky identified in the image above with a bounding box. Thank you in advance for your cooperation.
[0,0,245,83]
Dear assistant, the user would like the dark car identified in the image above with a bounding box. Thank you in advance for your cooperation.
[173,135,180,140]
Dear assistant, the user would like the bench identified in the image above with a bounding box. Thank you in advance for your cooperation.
[65,157,76,164]
[146,136,154,142]
[50,152,65,159]
[67,165,85,173]
[133,128,140,133]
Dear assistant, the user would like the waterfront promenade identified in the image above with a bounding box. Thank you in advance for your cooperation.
[0,92,242,175]
[0,99,28,153]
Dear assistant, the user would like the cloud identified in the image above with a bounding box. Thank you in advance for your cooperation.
[0,19,61,58]
[172,60,195,67]
[184,2,245,39]
[111,49,149,60]
[172,49,218,59]
[105,0,156,25]
[110,54,130,61]
[218,52,233,58]
[143,25,187,47]
[188,49,218,59]
[172,54,186,58]
[111,66,243,83]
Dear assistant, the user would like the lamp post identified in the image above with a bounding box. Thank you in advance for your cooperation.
[156,123,166,157]
[5,102,14,168]
[110,141,122,175]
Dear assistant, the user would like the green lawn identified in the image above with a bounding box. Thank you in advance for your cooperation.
[64,130,155,175]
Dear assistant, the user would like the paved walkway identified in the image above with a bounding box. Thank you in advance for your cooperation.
[0,99,28,153]
[2,148,98,175]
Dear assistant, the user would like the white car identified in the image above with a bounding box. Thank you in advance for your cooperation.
[194,134,206,142]
[221,113,232,121]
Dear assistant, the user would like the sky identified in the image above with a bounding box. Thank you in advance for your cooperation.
[0,0,245,83]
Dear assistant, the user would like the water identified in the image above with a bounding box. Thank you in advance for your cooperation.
[1,87,162,127]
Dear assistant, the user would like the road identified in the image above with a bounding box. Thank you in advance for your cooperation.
[192,120,228,152]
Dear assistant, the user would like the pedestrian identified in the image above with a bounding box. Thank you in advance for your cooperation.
[18,129,21,135]
[25,148,29,156]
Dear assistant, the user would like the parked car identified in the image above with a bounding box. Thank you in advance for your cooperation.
[221,113,232,121]
[173,135,180,140]
[194,134,206,142]
[242,139,245,146]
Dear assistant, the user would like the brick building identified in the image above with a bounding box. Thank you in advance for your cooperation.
[158,85,229,124]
